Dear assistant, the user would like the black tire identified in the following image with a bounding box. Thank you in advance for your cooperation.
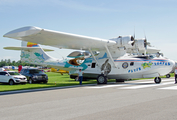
[154,77,161,84]
[116,79,125,82]
[166,74,170,78]
[97,74,107,84]
[29,78,33,84]
[9,80,14,85]
[83,78,87,81]
[43,81,48,84]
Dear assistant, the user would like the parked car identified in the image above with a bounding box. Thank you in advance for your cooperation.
[0,71,27,85]
[20,68,48,84]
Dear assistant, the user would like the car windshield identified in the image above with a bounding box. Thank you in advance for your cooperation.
[8,72,20,75]
[29,69,44,74]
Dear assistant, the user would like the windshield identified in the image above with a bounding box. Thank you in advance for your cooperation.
[8,72,20,75]
[29,69,44,74]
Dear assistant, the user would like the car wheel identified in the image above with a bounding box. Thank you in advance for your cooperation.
[9,80,14,85]
[29,78,33,84]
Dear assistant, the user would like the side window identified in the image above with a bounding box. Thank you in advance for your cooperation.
[21,69,24,73]
[26,70,29,74]
[24,69,28,74]
[0,72,7,75]
[91,63,96,68]
[20,69,23,74]
[130,62,134,66]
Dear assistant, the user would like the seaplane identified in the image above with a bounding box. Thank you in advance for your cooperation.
[3,26,175,84]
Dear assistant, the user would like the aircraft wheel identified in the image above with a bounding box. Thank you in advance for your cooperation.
[166,74,170,78]
[97,74,107,84]
[116,79,124,82]
[154,77,161,84]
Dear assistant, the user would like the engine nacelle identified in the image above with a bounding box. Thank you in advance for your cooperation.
[110,35,134,48]
[133,39,146,50]
[67,51,91,66]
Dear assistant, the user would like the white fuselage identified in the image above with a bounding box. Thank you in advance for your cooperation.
[73,55,175,80]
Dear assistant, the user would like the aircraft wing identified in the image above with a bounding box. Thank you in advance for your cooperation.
[3,26,116,50]
[3,47,54,52]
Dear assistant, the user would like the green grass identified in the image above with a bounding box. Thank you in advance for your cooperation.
[0,72,100,92]
[0,72,174,92]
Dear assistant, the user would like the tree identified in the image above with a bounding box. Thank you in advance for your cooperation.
[0,59,37,67]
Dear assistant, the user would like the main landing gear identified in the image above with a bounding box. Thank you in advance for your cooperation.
[97,59,111,84]
[154,77,161,84]
[97,74,107,84]
[166,74,171,78]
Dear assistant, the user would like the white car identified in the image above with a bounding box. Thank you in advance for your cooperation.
[0,71,27,85]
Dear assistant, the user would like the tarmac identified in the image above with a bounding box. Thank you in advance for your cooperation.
[0,78,177,120]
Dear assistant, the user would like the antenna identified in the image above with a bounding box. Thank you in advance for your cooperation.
[143,29,147,56]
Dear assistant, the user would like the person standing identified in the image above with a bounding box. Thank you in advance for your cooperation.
[175,68,177,84]
[78,69,84,85]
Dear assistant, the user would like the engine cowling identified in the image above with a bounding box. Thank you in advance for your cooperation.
[110,35,134,48]
[132,39,146,50]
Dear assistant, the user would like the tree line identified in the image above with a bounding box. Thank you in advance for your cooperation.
[0,59,36,67]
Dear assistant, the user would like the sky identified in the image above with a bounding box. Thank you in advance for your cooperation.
[0,0,177,61]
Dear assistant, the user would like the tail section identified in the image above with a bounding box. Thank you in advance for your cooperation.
[3,41,55,65]
[20,41,54,64]
[23,42,39,47]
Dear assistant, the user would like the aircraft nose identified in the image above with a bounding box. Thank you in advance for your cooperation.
[3,26,41,39]
[170,60,176,72]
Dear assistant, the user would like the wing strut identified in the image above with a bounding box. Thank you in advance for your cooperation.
[105,45,117,68]
[88,48,100,67]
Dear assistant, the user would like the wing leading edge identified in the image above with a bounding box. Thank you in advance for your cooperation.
[4,26,116,50]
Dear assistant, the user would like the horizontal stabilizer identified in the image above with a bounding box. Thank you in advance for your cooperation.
[3,47,54,52]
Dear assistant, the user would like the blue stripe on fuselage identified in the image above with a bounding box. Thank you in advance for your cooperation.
[114,59,168,62]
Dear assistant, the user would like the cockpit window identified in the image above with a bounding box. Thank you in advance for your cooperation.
[134,55,154,60]
[149,55,154,59]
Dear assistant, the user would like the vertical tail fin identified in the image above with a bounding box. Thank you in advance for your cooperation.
[21,41,54,64]
[22,41,39,47]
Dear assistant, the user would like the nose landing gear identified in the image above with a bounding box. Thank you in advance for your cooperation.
[154,77,161,84]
